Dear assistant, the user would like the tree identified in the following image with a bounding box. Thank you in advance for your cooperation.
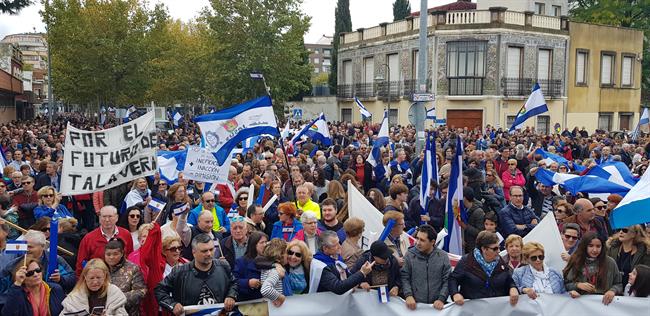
[0,0,32,14]
[329,0,352,95]
[205,0,311,111]
[393,0,411,21]
[570,0,650,100]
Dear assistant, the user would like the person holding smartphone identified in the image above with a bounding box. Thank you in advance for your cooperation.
[61,259,127,315]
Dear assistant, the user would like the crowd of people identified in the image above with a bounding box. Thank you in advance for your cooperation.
[0,112,649,316]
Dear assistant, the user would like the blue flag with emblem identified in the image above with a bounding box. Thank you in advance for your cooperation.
[509,83,548,133]
[291,113,332,147]
[157,150,187,184]
[172,111,184,128]
[354,97,372,118]
[194,96,279,164]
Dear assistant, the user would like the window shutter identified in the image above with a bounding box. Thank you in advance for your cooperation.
[601,55,612,85]
[576,52,586,84]
[507,47,522,78]
[622,56,633,86]
[537,49,551,80]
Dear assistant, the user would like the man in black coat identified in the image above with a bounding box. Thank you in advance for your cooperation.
[313,231,373,294]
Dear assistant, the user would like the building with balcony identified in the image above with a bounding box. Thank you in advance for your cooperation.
[337,7,570,131]
[477,0,568,17]
[1,33,50,108]
[567,22,643,132]
[306,35,333,75]
[0,43,28,123]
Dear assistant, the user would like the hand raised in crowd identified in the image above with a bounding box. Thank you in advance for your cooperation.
[359,260,375,276]
[49,269,61,283]
[13,265,27,286]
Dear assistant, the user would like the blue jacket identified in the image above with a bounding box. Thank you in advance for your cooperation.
[33,204,73,220]
[1,282,64,316]
[512,265,566,294]
[233,257,262,301]
[497,204,539,237]
[188,204,230,232]
[1,250,76,294]
[270,220,303,241]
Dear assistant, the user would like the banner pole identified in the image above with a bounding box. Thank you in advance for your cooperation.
[3,220,74,256]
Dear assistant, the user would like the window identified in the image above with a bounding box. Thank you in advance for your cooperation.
[447,41,487,95]
[363,57,374,83]
[342,60,352,84]
[600,53,615,86]
[507,46,523,79]
[323,49,331,56]
[314,49,320,54]
[323,58,331,66]
[389,109,398,124]
[313,58,320,64]
[506,115,517,128]
[535,2,545,15]
[621,55,634,87]
[576,50,588,85]
[412,50,419,80]
[323,65,330,72]
[620,113,633,130]
[537,49,552,80]
[314,67,320,73]
[387,53,400,82]
[341,108,352,122]
[598,113,613,131]
[553,5,561,17]
[536,116,550,134]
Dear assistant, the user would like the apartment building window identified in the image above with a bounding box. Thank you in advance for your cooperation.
[389,109,399,124]
[506,115,517,128]
[598,113,613,131]
[535,2,545,15]
[342,60,352,84]
[314,49,320,54]
[576,50,588,85]
[536,116,550,134]
[447,41,487,95]
[600,52,615,86]
[323,49,331,56]
[341,108,352,122]
[507,46,523,79]
[552,5,561,17]
[620,112,634,130]
[387,53,400,81]
[363,57,374,83]
[314,68,320,73]
[412,50,419,81]
[621,54,634,87]
[537,49,552,81]
[323,58,331,66]
[313,58,320,64]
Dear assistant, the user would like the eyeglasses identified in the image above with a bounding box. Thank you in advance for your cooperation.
[129,214,141,219]
[204,199,216,203]
[166,246,182,252]
[508,163,517,166]
[41,194,54,198]
[485,246,500,252]
[23,181,33,184]
[239,196,248,201]
[265,157,273,160]
[555,209,565,214]
[40,227,50,233]
[287,249,302,258]
[564,234,579,241]
[617,228,630,234]
[159,183,168,187]
[26,268,42,277]
[596,205,607,210]
[529,255,545,262]
[231,216,245,223]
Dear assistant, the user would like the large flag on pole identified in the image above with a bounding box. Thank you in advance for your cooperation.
[291,113,332,147]
[509,83,548,133]
[609,168,650,229]
[366,111,389,168]
[172,111,183,128]
[631,107,649,142]
[419,132,439,224]
[534,168,630,195]
[194,96,279,164]
[443,137,465,255]
[354,97,372,119]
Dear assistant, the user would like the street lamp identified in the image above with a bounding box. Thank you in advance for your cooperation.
[374,63,390,126]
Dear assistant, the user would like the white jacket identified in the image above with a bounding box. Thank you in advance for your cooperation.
[60,283,128,316]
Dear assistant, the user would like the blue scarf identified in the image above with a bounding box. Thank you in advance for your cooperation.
[473,248,498,277]
[285,266,307,295]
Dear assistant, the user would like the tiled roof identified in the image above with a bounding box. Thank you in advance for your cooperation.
[411,0,477,16]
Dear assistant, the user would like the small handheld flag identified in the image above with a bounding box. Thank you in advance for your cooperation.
[509,83,548,133]
[6,240,28,255]
[378,285,390,303]
[426,107,436,120]
[172,203,189,216]
[354,97,372,118]
[148,198,166,213]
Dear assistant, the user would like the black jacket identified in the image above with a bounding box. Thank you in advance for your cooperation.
[406,196,444,233]
[154,259,238,312]
[526,175,557,218]
[448,253,516,299]
[350,250,402,292]
[463,201,485,254]
[316,262,365,294]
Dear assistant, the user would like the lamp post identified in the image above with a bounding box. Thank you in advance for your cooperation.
[43,0,53,123]
[375,63,391,126]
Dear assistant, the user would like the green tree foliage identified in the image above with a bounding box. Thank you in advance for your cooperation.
[329,0,352,95]
[0,0,32,14]
[392,0,411,21]
[205,0,311,110]
[570,0,650,99]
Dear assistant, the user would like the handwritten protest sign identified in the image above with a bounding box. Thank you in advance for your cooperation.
[183,145,231,184]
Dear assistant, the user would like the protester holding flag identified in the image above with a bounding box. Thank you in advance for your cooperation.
[315,230,374,294]
[401,225,450,311]
[563,232,622,305]
[104,238,146,316]
[2,257,65,316]
[123,178,152,214]
[449,231,519,306]
[353,240,402,295]
[118,205,145,251]
[382,211,410,267]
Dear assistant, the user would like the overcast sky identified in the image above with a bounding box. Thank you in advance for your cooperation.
[0,0,457,43]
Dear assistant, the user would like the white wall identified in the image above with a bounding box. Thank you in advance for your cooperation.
[477,0,568,16]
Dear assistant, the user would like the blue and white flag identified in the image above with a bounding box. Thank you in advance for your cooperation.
[444,137,465,256]
[172,111,183,128]
[157,150,187,184]
[509,83,548,133]
[366,111,389,168]
[585,161,637,189]
[419,132,439,224]
[291,113,332,147]
[148,198,166,213]
[123,105,137,122]
[194,96,279,164]
[610,166,650,229]
[631,108,649,142]
[173,203,190,216]
[377,286,390,303]
[242,136,260,155]
[354,97,372,118]
[6,240,28,255]
[534,168,630,196]
[426,107,436,120]
[281,120,291,140]
[0,148,7,171]
[534,148,585,172]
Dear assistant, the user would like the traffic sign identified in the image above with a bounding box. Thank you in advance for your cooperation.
[412,93,435,102]
[292,108,303,119]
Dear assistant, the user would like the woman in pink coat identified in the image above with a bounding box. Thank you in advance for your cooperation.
[501,159,526,202]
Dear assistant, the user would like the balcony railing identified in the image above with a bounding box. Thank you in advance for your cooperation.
[337,84,354,99]
[448,77,484,96]
[354,83,375,98]
[376,81,402,101]
[403,79,432,99]
[502,78,563,98]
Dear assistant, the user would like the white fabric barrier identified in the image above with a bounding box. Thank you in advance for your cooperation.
[269,290,650,316]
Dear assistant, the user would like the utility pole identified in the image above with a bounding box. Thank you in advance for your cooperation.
[413,0,429,154]
[45,0,54,123]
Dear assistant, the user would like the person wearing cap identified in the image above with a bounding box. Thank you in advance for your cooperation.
[351,240,401,297]
[401,225,451,310]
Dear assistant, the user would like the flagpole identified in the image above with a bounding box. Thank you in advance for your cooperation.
[3,220,74,256]
[250,72,300,210]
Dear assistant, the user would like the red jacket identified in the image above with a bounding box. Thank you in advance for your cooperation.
[501,169,526,201]
[75,226,134,276]
[215,183,237,210]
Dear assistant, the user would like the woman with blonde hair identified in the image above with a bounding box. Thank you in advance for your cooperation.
[513,242,565,299]
[502,234,524,271]
[257,238,288,307]
[161,235,189,277]
[285,239,313,295]
[606,225,650,286]
[33,185,72,220]
[61,258,127,315]
[326,180,346,210]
